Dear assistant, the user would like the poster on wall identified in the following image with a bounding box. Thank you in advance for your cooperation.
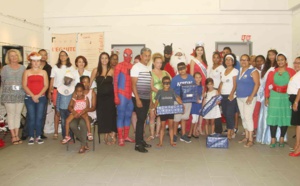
[51,33,77,66]
[77,32,104,71]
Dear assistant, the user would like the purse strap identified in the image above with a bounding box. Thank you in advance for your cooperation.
[97,68,110,87]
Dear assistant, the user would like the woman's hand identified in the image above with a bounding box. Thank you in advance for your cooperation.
[246,96,253,105]
[265,98,269,107]
[293,103,298,112]
[32,95,39,103]
[228,94,234,101]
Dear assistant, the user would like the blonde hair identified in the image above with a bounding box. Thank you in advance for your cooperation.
[5,49,22,64]
[152,53,164,63]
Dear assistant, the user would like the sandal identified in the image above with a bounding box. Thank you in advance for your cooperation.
[78,147,86,154]
[53,133,58,139]
[170,143,176,147]
[11,136,18,145]
[244,141,254,148]
[61,136,71,144]
[156,143,163,148]
[146,136,155,141]
[87,133,93,141]
[238,138,248,144]
[110,133,116,145]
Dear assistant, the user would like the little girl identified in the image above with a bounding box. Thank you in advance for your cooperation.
[203,78,221,135]
[61,83,92,144]
[188,72,203,138]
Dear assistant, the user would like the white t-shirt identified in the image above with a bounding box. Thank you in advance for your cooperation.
[74,69,96,88]
[220,68,239,95]
[287,71,300,95]
[208,65,225,89]
[131,62,152,99]
[50,65,75,88]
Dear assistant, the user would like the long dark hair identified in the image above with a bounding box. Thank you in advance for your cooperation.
[195,46,207,66]
[96,52,110,77]
[56,50,72,68]
[261,49,278,78]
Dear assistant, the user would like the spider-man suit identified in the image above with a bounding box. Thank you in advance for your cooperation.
[114,48,135,146]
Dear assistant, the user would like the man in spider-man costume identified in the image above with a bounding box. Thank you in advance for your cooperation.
[114,48,135,146]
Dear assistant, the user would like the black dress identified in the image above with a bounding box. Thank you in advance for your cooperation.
[96,76,117,133]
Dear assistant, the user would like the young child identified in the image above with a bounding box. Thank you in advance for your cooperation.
[61,83,92,144]
[171,62,196,143]
[56,72,75,140]
[188,72,203,138]
[203,78,221,135]
[155,76,183,147]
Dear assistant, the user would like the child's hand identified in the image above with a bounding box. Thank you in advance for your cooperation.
[197,99,202,104]
[216,101,221,105]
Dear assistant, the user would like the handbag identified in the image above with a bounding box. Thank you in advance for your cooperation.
[206,133,228,148]
[180,84,198,103]
[156,105,184,115]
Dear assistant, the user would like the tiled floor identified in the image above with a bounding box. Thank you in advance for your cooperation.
[0,125,300,186]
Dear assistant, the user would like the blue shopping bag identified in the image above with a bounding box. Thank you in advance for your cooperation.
[156,105,184,115]
[180,84,198,103]
[206,133,228,148]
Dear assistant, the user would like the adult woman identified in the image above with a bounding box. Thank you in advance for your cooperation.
[265,53,295,147]
[256,49,282,145]
[190,42,207,87]
[287,57,300,156]
[70,76,96,153]
[91,52,117,145]
[110,53,119,69]
[49,50,75,139]
[148,53,170,141]
[22,52,49,145]
[218,53,239,139]
[73,55,95,88]
[236,54,260,147]
[1,49,25,144]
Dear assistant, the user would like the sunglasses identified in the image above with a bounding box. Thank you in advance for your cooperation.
[163,82,170,85]
[178,66,186,71]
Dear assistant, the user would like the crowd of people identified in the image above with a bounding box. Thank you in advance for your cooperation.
[1,43,299,156]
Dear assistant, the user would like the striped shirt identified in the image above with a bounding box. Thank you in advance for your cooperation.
[131,62,152,100]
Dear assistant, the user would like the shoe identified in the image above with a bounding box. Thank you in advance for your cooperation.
[173,135,177,143]
[21,136,28,140]
[223,129,228,133]
[141,140,152,148]
[234,128,238,134]
[41,134,47,139]
[36,136,44,144]
[135,145,148,153]
[118,138,125,146]
[244,141,253,148]
[124,137,135,143]
[238,138,248,144]
[279,143,285,148]
[289,152,300,157]
[28,137,34,145]
[270,143,276,148]
[180,135,191,143]
[61,136,71,144]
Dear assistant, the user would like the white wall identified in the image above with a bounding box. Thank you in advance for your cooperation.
[292,6,300,59]
[0,0,44,49]
[43,0,293,67]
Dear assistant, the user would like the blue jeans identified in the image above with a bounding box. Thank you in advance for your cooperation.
[59,109,70,138]
[24,96,47,138]
[221,95,237,130]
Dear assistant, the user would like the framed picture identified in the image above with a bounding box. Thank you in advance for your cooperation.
[111,44,145,64]
[2,46,24,66]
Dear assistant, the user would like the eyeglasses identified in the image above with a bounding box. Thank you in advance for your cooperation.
[163,82,170,85]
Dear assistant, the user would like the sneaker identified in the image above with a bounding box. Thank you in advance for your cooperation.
[28,137,34,145]
[180,135,191,143]
[41,134,47,139]
[36,136,44,144]
[173,135,178,143]
[223,129,228,133]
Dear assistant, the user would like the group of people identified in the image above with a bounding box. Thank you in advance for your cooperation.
[1,42,299,156]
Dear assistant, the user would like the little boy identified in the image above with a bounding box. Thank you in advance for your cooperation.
[171,62,195,143]
[154,76,183,147]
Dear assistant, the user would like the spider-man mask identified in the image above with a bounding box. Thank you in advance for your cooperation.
[123,48,133,63]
